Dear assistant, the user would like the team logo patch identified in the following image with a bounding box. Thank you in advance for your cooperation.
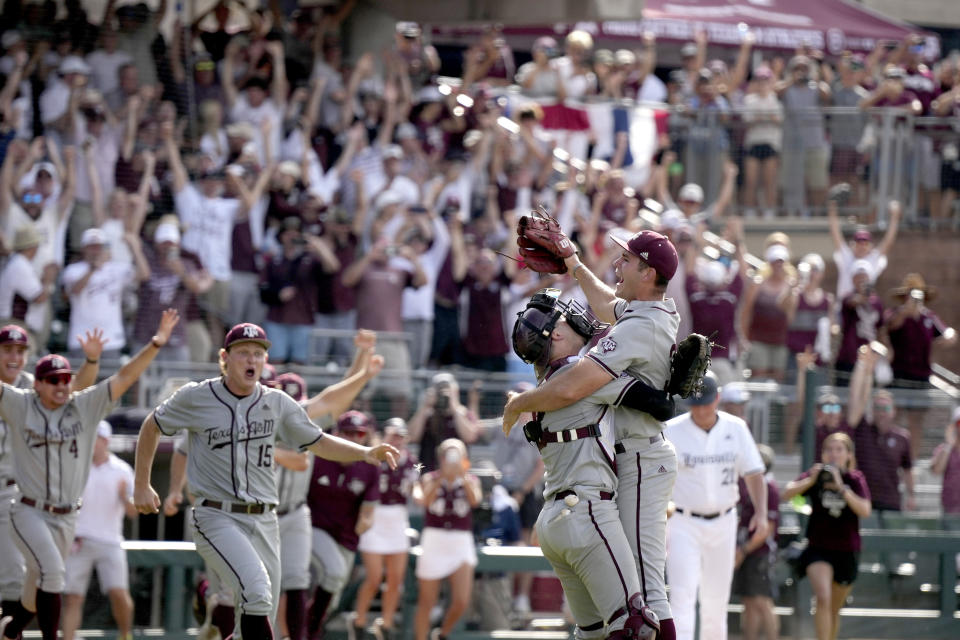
[9,329,22,340]
[243,325,259,338]
[640,251,649,260]
[657,465,667,473]
[599,337,617,354]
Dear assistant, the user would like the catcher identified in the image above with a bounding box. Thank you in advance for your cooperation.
[505,212,711,640]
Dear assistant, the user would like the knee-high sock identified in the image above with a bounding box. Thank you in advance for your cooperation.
[307,587,333,635]
[0,601,17,619]
[35,590,61,640]
[657,617,676,640]
[240,613,273,640]
[2,600,35,638]
[212,604,236,639]
[285,589,309,640]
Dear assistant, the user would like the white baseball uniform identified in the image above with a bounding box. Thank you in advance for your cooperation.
[65,452,135,593]
[664,410,765,640]
[0,370,32,604]
[585,297,680,622]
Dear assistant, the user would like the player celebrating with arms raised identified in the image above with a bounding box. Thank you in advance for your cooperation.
[132,323,398,640]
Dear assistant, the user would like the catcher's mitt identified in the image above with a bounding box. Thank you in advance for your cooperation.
[516,209,575,274]
[667,333,713,399]
[827,182,851,207]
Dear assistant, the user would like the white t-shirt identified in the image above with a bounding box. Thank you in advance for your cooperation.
[100,219,133,268]
[637,74,668,104]
[72,117,121,203]
[742,92,784,151]
[229,96,282,165]
[834,244,887,302]
[62,260,134,351]
[175,184,241,281]
[199,129,229,170]
[85,49,133,96]
[39,78,71,125]
[665,410,765,514]
[381,216,450,321]
[0,253,45,331]
[384,174,421,207]
[74,453,134,545]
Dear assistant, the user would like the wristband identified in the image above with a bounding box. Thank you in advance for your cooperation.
[151,337,163,349]
[85,358,98,365]
[572,263,586,279]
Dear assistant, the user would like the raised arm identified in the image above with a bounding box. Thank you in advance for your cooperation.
[222,38,241,108]
[562,254,619,324]
[303,355,383,421]
[265,40,288,110]
[74,328,107,390]
[56,146,77,224]
[161,120,188,193]
[877,200,901,256]
[846,347,873,427]
[108,309,180,400]
[826,189,846,253]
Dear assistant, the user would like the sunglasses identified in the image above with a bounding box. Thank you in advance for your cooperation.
[820,404,842,414]
[43,373,72,386]
[22,193,43,204]
[874,404,894,413]
[195,61,215,71]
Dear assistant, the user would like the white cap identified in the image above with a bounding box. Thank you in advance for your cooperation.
[225,122,255,139]
[698,260,727,287]
[765,244,790,263]
[800,252,825,272]
[382,144,404,160]
[96,420,112,439]
[720,382,751,404]
[81,227,107,247]
[34,161,57,180]
[59,55,91,75]
[154,222,180,244]
[277,160,301,179]
[659,208,686,230]
[2,30,23,49]
[678,183,704,204]
[375,189,404,212]
[851,259,874,279]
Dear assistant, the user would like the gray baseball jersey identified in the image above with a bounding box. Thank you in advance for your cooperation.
[586,296,681,623]
[0,370,33,483]
[276,446,314,510]
[533,357,644,637]
[0,378,116,505]
[154,378,327,505]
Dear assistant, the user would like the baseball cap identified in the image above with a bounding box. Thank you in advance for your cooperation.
[81,228,107,247]
[681,42,698,58]
[260,362,277,385]
[225,122,255,139]
[337,410,373,433]
[382,417,409,437]
[277,161,302,179]
[154,222,180,244]
[382,144,404,160]
[610,230,680,281]
[764,244,790,263]
[396,21,421,38]
[0,324,29,346]
[818,392,841,407]
[375,190,404,212]
[720,382,750,404]
[678,183,704,204]
[1,30,23,49]
[614,49,636,66]
[35,354,73,380]
[59,55,91,75]
[699,260,727,288]
[432,372,457,387]
[800,253,825,272]
[274,372,307,402]
[689,373,719,406]
[884,66,906,80]
[850,259,874,279]
[223,323,272,351]
[96,420,112,439]
[34,161,57,179]
[853,227,872,242]
[659,208,686,231]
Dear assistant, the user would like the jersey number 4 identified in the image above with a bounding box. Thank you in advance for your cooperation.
[256,444,273,468]
[68,439,78,459]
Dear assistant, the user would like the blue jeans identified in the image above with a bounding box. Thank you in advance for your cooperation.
[265,322,312,364]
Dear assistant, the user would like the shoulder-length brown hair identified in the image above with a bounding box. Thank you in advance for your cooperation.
[822,432,857,471]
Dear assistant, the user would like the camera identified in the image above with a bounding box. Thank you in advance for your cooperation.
[817,464,838,487]
[434,379,451,412]
[909,288,924,303]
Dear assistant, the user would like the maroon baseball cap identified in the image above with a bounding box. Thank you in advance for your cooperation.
[274,372,307,402]
[336,410,373,433]
[35,354,73,379]
[853,228,872,242]
[223,323,271,350]
[610,230,679,281]
[260,363,278,385]
[0,324,29,346]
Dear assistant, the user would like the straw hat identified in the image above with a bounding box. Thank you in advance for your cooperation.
[889,272,937,303]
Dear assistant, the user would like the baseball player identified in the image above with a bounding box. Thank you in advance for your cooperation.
[62,421,138,640]
[505,289,661,640]
[504,230,683,638]
[664,374,768,640]
[306,411,381,639]
[0,322,105,620]
[132,323,397,640]
[0,310,180,640]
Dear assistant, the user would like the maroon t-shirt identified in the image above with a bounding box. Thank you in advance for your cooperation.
[231,219,258,273]
[316,233,359,314]
[434,252,461,307]
[686,273,743,359]
[462,273,510,358]
[423,472,474,532]
[261,251,323,325]
[748,286,789,346]
[354,262,414,332]
[308,457,381,551]
[873,89,920,110]
[854,419,912,511]
[815,422,855,462]
[933,443,960,513]
[134,245,203,346]
[787,291,830,357]
[886,309,944,380]
[836,294,884,367]
[799,468,869,552]
[378,451,419,506]
[418,414,460,472]
[737,476,780,558]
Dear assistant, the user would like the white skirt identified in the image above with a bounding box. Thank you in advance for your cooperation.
[415,527,477,580]
[358,504,411,555]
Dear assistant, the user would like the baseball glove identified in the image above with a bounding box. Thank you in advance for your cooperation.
[516,209,575,274]
[828,182,851,207]
[667,333,713,399]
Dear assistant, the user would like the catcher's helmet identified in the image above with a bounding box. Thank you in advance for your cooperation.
[512,288,605,366]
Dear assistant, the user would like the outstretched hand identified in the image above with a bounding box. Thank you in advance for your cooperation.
[78,328,108,361]
[153,309,181,346]
[502,392,521,436]
[366,443,400,470]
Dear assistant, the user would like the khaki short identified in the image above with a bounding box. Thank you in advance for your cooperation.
[201,279,231,322]
[803,147,830,190]
[746,342,789,374]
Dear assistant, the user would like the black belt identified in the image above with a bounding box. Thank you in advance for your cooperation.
[555,489,613,502]
[538,424,601,450]
[675,506,735,520]
[201,500,276,515]
[21,496,80,514]
[277,501,305,516]
[614,433,664,454]
[2,479,15,488]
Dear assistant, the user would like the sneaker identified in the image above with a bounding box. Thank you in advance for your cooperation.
[374,621,393,640]
[429,628,446,640]
[513,594,531,614]
[197,594,220,640]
